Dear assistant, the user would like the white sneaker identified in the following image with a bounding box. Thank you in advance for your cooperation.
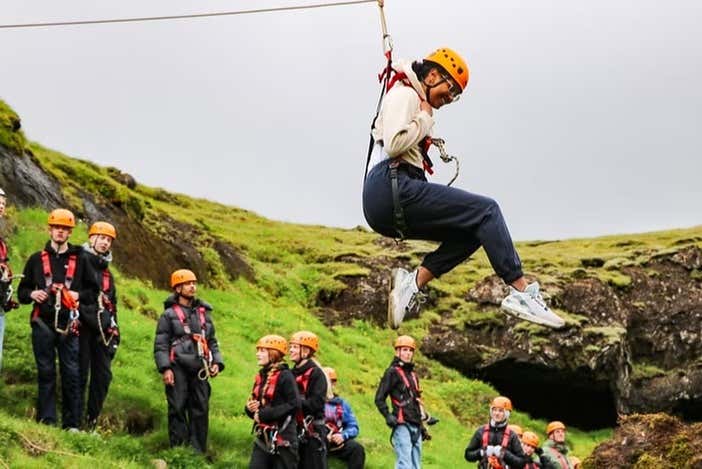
[66,427,80,433]
[500,282,565,329]
[388,268,426,329]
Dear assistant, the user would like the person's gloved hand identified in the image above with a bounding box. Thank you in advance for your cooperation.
[485,446,496,457]
[385,414,398,428]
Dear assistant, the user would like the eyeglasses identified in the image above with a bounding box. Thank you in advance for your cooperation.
[441,73,462,103]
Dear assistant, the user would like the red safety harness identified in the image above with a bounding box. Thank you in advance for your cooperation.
[97,268,118,344]
[391,366,421,424]
[169,304,212,379]
[481,425,512,469]
[252,368,281,408]
[32,251,78,320]
[325,402,344,433]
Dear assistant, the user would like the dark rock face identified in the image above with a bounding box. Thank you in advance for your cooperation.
[422,245,702,429]
[0,144,253,290]
[0,146,66,209]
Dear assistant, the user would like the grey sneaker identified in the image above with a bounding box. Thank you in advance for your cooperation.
[388,268,427,329]
[500,282,565,329]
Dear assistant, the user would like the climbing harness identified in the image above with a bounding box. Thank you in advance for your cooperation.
[97,269,119,346]
[31,251,80,335]
[481,424,512,469]
[295,366,326,446]
[171,304,213,380]
[365,0,462,240]
[325,401,345,450]
[250,367,293,453]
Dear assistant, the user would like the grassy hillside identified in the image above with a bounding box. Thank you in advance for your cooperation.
[1,99,699,467]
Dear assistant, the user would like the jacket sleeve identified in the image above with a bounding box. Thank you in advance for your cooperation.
[153,312,173,373]
[539,451,559,469]
[259,371,301,424]
[374,368,395,419]
[503,431,531,467]
[77,254,98,305]
[341,399,360,440]
[17,254,37,304]
[206,313,225,371]
[381,87,434,158]
[300,367,327,417]
[464,428,485,462]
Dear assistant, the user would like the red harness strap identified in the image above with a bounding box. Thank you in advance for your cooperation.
[252,368,281,406]
[391,366,421,424]
[34,251,77,320]
[170,304,209,362]
[295,366,315,396]
[481,424,512,449]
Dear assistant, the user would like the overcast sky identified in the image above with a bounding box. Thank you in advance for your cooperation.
[2,0,700,241]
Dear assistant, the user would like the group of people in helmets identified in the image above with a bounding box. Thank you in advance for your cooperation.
[465,396,580,469]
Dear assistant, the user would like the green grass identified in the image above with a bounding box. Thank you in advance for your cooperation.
[3,99,700,466]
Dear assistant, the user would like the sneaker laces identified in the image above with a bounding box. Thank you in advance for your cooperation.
[406,290,428,315]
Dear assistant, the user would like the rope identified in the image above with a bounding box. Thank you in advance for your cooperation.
[0,0,376,30]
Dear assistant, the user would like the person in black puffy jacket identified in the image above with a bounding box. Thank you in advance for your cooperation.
[153,268,224,453]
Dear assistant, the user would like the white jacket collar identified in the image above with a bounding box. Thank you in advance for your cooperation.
[395,60,426,101]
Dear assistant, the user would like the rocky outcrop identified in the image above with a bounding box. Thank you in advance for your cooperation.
[586,413,702,468]
[422,245,702,429]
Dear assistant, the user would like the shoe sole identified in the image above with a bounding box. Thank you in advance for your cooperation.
[500,302,565,329]
[388,268,400,329]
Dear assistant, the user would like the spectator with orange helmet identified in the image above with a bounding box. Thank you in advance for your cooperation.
[153,268,224,453]
[289,330,329,469]
[323,367,366,469]
[541,421,573,469]
[375,335,428,469]
[464,396,530,469]
[78,221,120,431]
[519,431,543,469]
[246,334,300,469]
[362,47,565,331]
[18,209,96,431]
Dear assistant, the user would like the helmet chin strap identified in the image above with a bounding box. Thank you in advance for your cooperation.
[422,77,447,108]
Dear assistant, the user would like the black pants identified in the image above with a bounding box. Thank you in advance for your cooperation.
[363,159,523,283]
[165,364,211,453]
[299,425,328,469]
[249,441,298,469]
[79,325,117,425]
[31,320,81,428]
[329,439,366,469]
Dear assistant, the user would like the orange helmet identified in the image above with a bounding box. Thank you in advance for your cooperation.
[170,269,197,288]
[546,421,566,435]
[490,396,513,411]
[323,367,337,381]
[394,335,417,350]
[425,47,469,91]
[48,208,75,228]
[256,335,288,355]
[290,331,319,352]
[522,431,540,448]
[89,221,117,239]
[508,424,523,437]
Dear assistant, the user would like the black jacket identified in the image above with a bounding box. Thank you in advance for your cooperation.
[246,363,300,443]
[464,422,531,468]
[375,357,422,425]
[18,242,95,325]
[153,294,224,373]
[291,359,327,420]
[79,247,118,333]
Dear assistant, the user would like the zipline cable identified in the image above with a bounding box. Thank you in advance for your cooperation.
[0,0,375,30]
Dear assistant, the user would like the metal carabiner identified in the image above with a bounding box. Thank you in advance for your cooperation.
[430,138,461,187]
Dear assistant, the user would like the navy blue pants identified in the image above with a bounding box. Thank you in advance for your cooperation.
[31,320,81,428]
[363,159,523,282]
[79,325,116,424]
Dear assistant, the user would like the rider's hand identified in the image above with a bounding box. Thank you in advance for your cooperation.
[246,399,260,413]
[209,363,220,377]
[331,433,345,445]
